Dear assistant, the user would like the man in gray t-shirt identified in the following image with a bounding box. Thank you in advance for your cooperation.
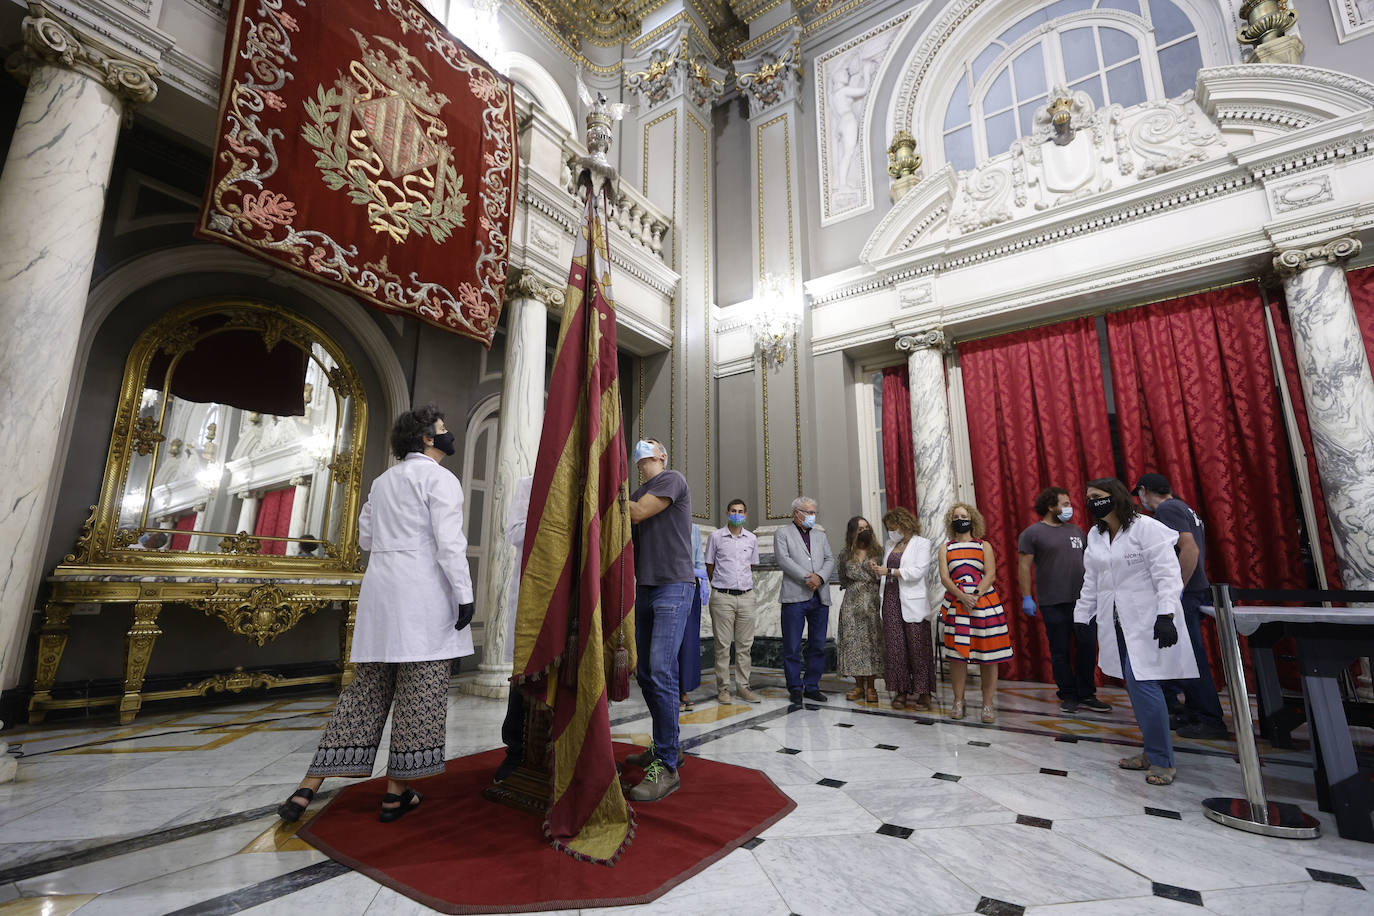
[1018,487,1110,715]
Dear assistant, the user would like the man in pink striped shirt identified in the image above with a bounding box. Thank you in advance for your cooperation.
[705,498,761,704]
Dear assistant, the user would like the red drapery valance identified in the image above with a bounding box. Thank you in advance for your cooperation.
[1106,282,1308,684]
[880,367,919,516]
[958,317,1116,683]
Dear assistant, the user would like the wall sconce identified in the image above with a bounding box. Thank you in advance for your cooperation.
[751,273,802,368]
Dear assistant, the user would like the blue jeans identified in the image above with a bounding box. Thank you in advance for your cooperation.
[781,593,828,692]
[1116,621,1175,768]
[1163,590,1226,730]
[635,581,693,770]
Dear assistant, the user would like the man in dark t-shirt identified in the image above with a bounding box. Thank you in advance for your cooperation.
[1135,473,1228,739]
[624,437,695,801]
[1018,487,1110,715]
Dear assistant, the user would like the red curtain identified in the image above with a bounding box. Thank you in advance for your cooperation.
[1348,266,1374,356]
[1105,283,1308,683]
[169,512,197,552]
[958,317,1116,683]
[254,487,296,556]
[881,367,918,514]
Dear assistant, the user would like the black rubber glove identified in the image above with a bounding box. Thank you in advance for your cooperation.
[1153,614,1178,649]
[455,602,475,631]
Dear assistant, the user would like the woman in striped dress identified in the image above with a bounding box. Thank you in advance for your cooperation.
[939,503,1013,722]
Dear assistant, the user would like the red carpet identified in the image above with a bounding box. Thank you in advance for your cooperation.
[298,743,796,913]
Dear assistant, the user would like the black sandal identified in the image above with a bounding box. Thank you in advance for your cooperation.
[277,786,315,823]
[379,787,422,823]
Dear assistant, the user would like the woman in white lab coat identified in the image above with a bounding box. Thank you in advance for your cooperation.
[1074,477,1197,786]
[277,405,476,823]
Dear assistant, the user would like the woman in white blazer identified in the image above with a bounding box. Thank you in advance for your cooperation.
[868,507,935,710]
[277,405,476,824]
[1074,477,1197,786]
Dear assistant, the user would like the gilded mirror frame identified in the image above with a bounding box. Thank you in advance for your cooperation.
[61,299,368,576]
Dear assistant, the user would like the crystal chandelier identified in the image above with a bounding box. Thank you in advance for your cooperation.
[448,0,505,71]
[752,273,802,367]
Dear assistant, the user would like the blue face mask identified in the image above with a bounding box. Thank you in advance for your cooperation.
[632,440,660,464]
[1058,506,1073,522]
[728,513,746,526]
[803,513,817,529]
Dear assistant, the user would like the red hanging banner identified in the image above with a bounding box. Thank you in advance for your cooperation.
[197,0,518,346]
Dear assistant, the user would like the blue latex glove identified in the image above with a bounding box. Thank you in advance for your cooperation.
[1021,595,1037,616]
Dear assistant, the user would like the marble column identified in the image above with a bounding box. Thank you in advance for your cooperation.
[287,477,312,552]
[1274,238,1374,591]
[0,7,158,696]
[235,492,260,535]
[898,330,957,609]
[465,272,557,697]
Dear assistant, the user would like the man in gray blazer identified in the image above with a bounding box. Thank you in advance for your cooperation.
[773,496,835,704]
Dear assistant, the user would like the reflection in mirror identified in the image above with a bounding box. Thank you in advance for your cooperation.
[115,315,355,558]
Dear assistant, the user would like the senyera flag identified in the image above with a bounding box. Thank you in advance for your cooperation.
[197,0,517,346]
[512,183,636,865]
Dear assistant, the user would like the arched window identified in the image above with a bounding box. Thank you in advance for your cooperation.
[942,0,1204,172]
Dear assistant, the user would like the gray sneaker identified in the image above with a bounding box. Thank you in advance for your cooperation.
[626,742,684,768]
[628,760,680,802]
[736,685,762,703]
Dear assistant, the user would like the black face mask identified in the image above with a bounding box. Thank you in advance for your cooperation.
[1088,496,1114,520]
[432,431,456,456]
[952,518,973,534]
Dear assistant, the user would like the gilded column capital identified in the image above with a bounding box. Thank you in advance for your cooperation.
[624,23,726,113]
[733,27,803,118]
[6,3,159,114]
[896,329,947,353]
[506,267,566,309]
[1273,236,1362,275]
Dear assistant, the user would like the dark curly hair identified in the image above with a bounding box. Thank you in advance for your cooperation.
[390,404,445,460]
[1034,487,1069,518]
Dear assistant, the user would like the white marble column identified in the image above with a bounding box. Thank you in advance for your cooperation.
[235,492,260,535]
[0,8,158,695]
[898,330,958,609]
[1274,238,1374,591]
[465,273,556,697]
[287,477,311,548]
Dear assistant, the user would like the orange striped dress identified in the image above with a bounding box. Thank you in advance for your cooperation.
[940,539,1014,664]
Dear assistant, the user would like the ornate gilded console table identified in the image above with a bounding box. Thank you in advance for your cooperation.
[30,572,361,724]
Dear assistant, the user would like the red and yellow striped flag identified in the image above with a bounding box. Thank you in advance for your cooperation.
[512,186,636,864]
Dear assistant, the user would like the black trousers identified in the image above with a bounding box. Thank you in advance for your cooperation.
[1040,602,1099,702]
[501,686,526,762]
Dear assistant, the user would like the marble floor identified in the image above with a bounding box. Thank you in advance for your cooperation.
[1,671,1370,916]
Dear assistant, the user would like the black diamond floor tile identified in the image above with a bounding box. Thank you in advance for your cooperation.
[1015,814,1053,829]
[968,740,991,747]
[1039,767,1068,777]
[932,772,962,782]
[1307,868,1365,889]
[1054,735,1080,743]
[975,896,1026,916]
[875,743,899,750]
[1152,882,1204,906]
[742,837,765,850]
[817,777,847,788]
[876,823,915,839]
[777,747,801,755]
[836,722,854,728]
[1144,806,1183,820]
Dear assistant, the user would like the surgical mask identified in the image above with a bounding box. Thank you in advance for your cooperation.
[1088,496,1113,519]
[1058,506,1073,522]
[952,518,973,534]
[728,513,746,526]
[886,529,900,541]
[432,431,456,455]
[802,513,816,529]
[632,440,660,464]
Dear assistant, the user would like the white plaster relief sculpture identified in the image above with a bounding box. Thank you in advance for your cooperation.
[815,12,908,224]
[1328,0,1374,42]
[1269,174,1336,214]
[0,5,159,698]
[1275,238,1374,590]
[897,330,957,614]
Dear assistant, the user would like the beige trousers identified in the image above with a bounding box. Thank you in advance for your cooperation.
[710,589,757,689]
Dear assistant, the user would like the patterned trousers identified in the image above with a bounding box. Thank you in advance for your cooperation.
[306,660,451,780]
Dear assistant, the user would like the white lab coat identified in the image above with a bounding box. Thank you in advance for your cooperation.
[879,534,935,623]
[502,475,534,665]
[1073,514,1197,682]
[353,453,475,663]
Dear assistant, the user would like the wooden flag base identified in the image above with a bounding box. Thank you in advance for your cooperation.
[482,697,553,815]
